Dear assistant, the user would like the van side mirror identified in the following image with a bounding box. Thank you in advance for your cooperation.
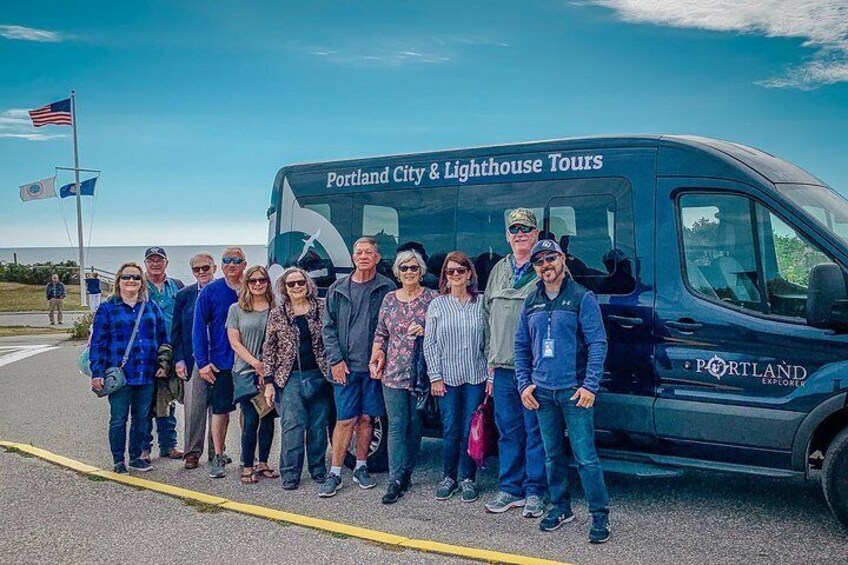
[806,263,848,330]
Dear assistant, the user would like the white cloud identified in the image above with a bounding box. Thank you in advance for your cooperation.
[581,0,848,89]
[0,109,66,142]
[0,24,64,42]
[303,35,507,67]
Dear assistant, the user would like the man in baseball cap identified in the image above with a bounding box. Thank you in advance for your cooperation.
[515,231,611,543]
[482,207,548,519]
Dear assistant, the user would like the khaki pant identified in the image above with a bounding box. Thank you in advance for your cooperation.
[48,298,64,324]
[184,365,214,459]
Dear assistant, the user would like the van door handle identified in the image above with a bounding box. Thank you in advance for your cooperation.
[666,319,703,333]
[607,315,643,328]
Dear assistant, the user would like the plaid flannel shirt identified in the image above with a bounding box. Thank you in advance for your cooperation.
[89,295,168,385]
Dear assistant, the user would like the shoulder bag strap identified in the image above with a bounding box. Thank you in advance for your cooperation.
[120,301,146,370]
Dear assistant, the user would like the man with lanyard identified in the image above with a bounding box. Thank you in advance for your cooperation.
[142,246,184,462]
[482,208,547,519]
[515,238,611,544]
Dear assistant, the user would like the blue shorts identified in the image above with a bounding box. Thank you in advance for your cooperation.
[209,369,235,415]
[333,371,385,421]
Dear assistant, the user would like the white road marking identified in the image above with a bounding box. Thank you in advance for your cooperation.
[0,344,58,368]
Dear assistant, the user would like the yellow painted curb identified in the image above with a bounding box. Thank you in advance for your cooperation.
[1,441,573,565]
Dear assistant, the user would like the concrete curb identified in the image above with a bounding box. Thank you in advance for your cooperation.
[0,441,570,565]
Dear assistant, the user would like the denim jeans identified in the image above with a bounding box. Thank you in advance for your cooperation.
[108,383,155,464]
[383,384,423,482]
[276,372,331,482]
[437,382,486,482]
[143,405,178,455]
[535,386,609,515]
[493,369,547,498]
[240,398,276,468]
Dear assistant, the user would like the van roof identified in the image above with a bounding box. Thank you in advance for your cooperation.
[276,134,824,188]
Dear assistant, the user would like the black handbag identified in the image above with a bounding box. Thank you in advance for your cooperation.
[233,368,259,404]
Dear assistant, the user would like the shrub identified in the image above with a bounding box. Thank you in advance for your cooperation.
[0,261,78,285]
[69,312,93,340]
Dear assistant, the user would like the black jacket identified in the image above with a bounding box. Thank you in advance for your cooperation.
[171,282,201,373]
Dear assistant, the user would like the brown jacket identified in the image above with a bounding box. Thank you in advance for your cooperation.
[263,298,328,388]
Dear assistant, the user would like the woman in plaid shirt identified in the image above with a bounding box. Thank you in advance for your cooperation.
[90,261,168,474]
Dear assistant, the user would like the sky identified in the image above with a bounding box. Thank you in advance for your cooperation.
[1,0,847,248]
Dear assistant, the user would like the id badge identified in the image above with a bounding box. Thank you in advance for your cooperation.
[542,338,555,358]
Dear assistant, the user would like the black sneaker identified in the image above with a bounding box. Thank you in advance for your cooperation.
[540,507,575,532]
[399,471,412,493]
[282,479,300,490]
[382,480,404,505]
[435,477,457,500]
[589,513,611,544]
[319,473,342,498]
[460,479,479,503]
[353,466,377,489]
[128,458,152,472]
[312,472,327,484]
[113,462,128,474]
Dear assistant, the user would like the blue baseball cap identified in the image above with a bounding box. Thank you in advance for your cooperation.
[144,246,167,259]
[530,239,563,260]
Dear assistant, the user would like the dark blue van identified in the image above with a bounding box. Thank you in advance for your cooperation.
[267,135,848,528]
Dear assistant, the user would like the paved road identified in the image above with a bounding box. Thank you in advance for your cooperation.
[0,311,86,328]
[1,340,847,565]
[0,454,468,565]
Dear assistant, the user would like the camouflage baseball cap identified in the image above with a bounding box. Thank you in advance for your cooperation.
[506,208,538,229]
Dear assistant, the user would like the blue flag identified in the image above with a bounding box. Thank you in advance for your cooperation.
[59,177,96,198]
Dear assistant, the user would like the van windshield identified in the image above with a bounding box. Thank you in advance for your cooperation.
[776,184,848,246]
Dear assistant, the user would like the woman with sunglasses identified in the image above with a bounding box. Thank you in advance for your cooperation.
[226,265,279,484]
[89,262,168,473]
[423,251,489,503]
[263,267,331,490]
[370,249,437,504]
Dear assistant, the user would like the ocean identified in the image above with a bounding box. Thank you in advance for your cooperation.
[0,245,268,283]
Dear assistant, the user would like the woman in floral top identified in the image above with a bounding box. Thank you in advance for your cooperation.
[370,249,437,504]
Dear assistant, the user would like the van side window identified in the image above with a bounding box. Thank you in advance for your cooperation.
[679,193,837,321]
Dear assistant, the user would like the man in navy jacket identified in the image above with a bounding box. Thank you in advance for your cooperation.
[172,253,217,469]
[515,239,611,544]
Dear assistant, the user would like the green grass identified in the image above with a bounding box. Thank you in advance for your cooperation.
[183,499,224,513]
[3,446,34,458]
[0,282,84,312]
[0,325,67,337]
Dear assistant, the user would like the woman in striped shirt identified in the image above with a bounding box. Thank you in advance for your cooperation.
[424,251,488,503]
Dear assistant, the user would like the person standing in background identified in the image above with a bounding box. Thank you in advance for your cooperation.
[85,272,103,313]
[46,273,66,325]
[142,246,184,463]
[173,253,217,470]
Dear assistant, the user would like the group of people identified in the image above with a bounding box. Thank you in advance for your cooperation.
[87,207,612,545]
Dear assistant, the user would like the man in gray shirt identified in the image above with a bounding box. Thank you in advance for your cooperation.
[321,237,395,497]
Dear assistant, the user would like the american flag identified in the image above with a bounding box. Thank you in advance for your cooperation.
[28,98,72,127]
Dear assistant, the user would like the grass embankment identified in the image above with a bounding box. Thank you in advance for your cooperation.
[0,282,83,312]
[0,326,67,337]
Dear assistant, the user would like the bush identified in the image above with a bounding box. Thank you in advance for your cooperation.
[69,312,93,340]
[0,261,78,285]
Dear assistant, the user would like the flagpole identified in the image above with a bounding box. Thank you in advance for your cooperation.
[70,90,86,308]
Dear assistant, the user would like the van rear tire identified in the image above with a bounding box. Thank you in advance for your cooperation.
[822,427,848,530]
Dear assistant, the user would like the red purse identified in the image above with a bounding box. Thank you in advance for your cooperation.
[468,396,497,468]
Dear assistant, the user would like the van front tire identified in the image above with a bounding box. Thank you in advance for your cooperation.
[822,427,848,530]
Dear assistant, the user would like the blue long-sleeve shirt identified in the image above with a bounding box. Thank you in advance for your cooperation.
[89,295,167,386]
[514,278,608,394]
[192,278,238,371]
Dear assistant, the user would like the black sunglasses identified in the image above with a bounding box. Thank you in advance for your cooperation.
[399,265,420,273]
[444,267,469,277]
[247,277,269,285]
[508,224,535,234]
[192,265,212,274]
[221,257,245,265]
[285,279,308,288]
[120,274,143,281]
[532,254,560,267]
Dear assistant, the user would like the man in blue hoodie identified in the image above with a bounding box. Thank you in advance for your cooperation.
[515,239,611,544]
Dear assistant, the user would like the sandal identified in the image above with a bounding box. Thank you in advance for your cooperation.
[254,465,280,479]
[240,469,259,484]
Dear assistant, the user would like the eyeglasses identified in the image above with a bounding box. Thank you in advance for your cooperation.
[221,257,245,265]
[247,277,268,285]
[532,254,560,267]
[285,279,308,288]
[192,265,213,274]
[120,274,142,281]
[508,224,535,235]
[399,265,420,273]
[444,267,469,277]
